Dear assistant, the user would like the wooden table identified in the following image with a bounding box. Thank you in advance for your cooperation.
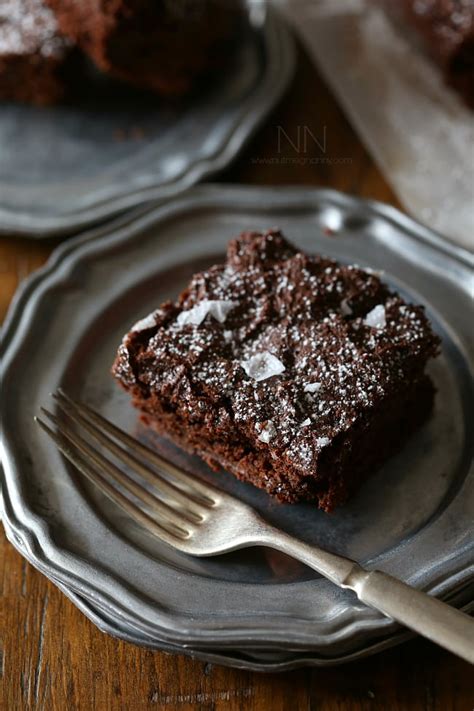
[2,42,473,711]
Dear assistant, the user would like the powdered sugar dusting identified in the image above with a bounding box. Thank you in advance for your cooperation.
[0,0,69,57]
[316,436,330,448]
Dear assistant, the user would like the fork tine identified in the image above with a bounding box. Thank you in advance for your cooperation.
[35,417,188,541]
[56,389,218,506]
[52,395,207,521]
[39,409,192,536]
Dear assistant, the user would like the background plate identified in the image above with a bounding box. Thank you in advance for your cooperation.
[1,186,473,662]
[0,11,294,237]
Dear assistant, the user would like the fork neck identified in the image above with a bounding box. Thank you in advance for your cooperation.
[256,526,363,589]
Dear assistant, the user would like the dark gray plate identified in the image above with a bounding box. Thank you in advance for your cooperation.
[2,510,473,670]
[0,10,294,237]
[2,511,473,669]
[1,186,473,662]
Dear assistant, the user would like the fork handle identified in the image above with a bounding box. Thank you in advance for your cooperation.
[347,568,474,664]
[258,529,474,663]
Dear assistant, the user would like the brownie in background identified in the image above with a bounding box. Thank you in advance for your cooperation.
[380,0,474,108]
[0,0,75,105]
[46,0,245,96]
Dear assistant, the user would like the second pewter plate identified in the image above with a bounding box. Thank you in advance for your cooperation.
[0,9,294,237]
[1,185,473,664]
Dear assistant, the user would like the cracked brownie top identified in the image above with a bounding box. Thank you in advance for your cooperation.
[113,229,440,477]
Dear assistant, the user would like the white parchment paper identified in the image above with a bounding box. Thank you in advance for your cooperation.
[275,0,474,251]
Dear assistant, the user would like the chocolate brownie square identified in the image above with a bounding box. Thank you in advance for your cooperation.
[46,0,244,96]
[113,230,440,512]
[0,0,74,105]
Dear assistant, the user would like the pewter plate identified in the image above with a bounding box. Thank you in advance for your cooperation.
[3,508,473,670]
[1,186,473,665]
[0,10,294,237]
[2,512,474,670]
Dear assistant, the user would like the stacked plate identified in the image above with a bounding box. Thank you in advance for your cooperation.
[2,185,473,669]
[0,9,294,237]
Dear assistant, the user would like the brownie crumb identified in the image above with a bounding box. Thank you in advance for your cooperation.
[45,0,244,96]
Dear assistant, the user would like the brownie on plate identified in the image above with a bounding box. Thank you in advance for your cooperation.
[46,0,244,96]
[113,230,440,512]
[0,0,74,105]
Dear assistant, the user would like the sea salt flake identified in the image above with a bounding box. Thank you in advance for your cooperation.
[223,330,233,342]
[304,382,322,394]
[364,304,386,330]
[316,436,330,448]
[257,421,277,443]
[340,298,352,316]
[300,418,311,427]
[177,299,238,327]
[241,352,285,382]
[131,312,158,332]
[364,267,384,277]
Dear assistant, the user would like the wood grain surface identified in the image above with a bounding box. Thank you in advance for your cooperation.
[1,41,473,711]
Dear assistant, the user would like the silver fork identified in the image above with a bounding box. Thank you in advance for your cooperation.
[36,390,474,664]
